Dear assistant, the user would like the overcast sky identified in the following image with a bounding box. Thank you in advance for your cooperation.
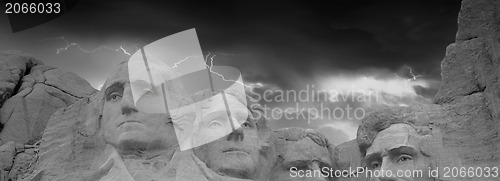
[0,0,462,145]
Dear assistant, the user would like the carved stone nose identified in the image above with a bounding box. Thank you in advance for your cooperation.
[121,87,138,115]
[227,128,244,141]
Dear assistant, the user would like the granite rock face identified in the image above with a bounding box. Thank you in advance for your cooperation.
[21,91,276,181]
[0,141,16,171]
[271,128,335,181]
[0,51,97,181]
[335,0,500,180]
[331,140,365,181]
[0,51,97,144]
[428,0,500,168]
[9,73,332,181]
[0,51,41,108]
[433,0,500,171]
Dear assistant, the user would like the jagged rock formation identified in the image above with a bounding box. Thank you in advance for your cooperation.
[335,0,500,180]
[0,51,97,181]
[0,51,97,144]
[0,141,16,179]
[432,0,500,171]
[0,51,39,106]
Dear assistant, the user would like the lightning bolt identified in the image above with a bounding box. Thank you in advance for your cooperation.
[171,56,203,69]
[39,37,134,56]
[160,51,258,89]
[395,65,422,86]
[204,51,252,88]
[40,36,257,89]
[404,65,421,81]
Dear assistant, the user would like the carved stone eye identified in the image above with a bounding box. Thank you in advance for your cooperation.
[396,155,413,163]
[242,122,251,128]
[370,161,381,169]
[110,92,122,100]
[209,120,223,128]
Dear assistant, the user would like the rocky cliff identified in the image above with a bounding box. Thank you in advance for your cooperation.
[0,51,97,180]
[335,0,500,180]
[0,51,97,144]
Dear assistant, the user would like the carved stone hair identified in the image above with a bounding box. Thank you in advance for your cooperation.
[190,87,271,148]
[356,107,433,157]
[356,107,464,181]
[274,127,331,148]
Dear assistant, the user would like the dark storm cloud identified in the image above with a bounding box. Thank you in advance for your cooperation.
[29,0,461,88]
[326,0,461,77]
[0,0,463,145]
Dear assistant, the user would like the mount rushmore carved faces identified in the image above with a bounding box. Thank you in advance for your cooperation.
[192,89,262,179]
[363,123,433,181]
[355,113,460,181]
[95,58,273,180]
[101,61,180,157]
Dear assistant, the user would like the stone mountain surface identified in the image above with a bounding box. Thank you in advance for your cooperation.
[0,51,96,144]
[0,50,97,181]
[17,92,273,181]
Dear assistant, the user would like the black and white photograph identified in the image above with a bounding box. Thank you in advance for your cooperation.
[0,0,498,180]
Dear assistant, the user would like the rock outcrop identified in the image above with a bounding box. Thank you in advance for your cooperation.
[433,0,500,171]
[0,51,97,144]
[0,51,97,181]
[0,142,16,174]
[0,51,41,108]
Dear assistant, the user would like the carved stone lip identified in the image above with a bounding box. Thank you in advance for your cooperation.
[223,147,249,155]
[118,120,142,127]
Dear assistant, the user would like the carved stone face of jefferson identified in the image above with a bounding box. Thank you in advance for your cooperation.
[193,91,260,179]
[100,63,178,153]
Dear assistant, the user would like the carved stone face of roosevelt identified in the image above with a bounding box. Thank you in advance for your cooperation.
[364,123,433,181]
[192,93,260,179]
[271,132,332,181]
[101,63,178,153]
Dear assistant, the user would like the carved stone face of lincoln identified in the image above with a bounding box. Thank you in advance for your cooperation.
[100,63,178,153]
[364,123,433,181]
